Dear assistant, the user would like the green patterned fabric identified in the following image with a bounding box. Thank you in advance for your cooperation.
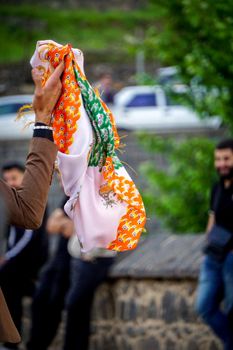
[74,67,122,170]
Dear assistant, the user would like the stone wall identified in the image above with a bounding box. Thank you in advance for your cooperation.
[89,279,221,350]
[21,278,221,350]
[45,234,223,350]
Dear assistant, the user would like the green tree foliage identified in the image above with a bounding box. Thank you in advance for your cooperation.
[0,4,157,64]
[139,135,217,233]
[142,0,233,131]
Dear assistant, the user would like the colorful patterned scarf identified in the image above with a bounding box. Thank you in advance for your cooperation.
[31,40,146,252]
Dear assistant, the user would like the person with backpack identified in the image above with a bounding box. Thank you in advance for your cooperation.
[196,139,233,350]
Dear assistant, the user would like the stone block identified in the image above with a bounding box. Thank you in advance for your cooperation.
[179,296,197,323]
[119,299,138,321]
[208,340,222,350]
[95,295,114,320]
[137,336,160,350]
[186,339,199,350]
[147,299,157,319]
[165,339,177,350]
[120,337,133,350]
[126,325,146,337]
[162,291,178,323]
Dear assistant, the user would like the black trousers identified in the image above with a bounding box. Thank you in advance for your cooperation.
[27,236,70,350]
[27,255,114,350]
[63,257,114,350]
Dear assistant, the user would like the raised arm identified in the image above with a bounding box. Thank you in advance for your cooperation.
[0,62,64,229]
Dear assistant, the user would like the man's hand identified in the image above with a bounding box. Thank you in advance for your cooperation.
[32,62,64,125]
[46,208,74,238]
[60,218,74,238]
[0,256,6,265]
[46,208,64,233]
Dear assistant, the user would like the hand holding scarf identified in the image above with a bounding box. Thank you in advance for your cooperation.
[31,40,146,252]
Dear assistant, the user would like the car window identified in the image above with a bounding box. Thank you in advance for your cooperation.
[0,103,31,116]
[126,93,157,107]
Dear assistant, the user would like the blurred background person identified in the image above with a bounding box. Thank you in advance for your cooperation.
[195,139,233,350]
[94,72,116,104]
[0,162,49,350]
[63,234,115,350]
[27,191,116,350]
[26,196,71,350]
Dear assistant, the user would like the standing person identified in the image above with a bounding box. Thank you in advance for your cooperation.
[26,197,71,350]
[94,72,115,103]
[63,239,115,350]
[0,162,49,350]
[195,139,233,350]
[27,198,115,350]
[0,61,64,344]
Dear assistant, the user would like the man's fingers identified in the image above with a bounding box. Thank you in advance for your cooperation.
[46,61,64,88]
[54,61,65,78]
